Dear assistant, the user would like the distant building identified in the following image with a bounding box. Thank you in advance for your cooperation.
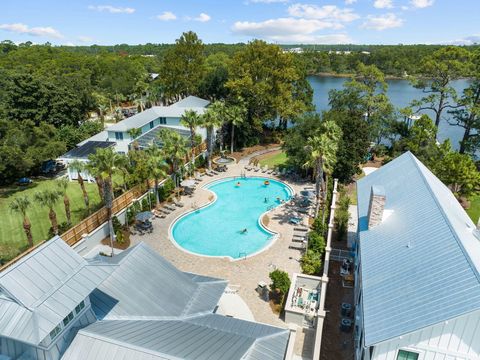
[0,238,291,360]
[354,152,480,360]
[283,47,304,54]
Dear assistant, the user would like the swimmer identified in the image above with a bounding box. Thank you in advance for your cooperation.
[264,197,268,203]
[240,228,248,234]
[236,181,241,187]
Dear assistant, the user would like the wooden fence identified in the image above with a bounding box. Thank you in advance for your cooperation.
[61,184,145,246]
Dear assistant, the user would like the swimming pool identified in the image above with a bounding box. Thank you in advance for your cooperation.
[170,177,293,260]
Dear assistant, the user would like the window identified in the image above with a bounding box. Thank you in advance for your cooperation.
[397,350,419,360]
[115,132,123,141]
[75,300,85,315]
[49,324,62,340]
[149,121,154,129]
[159,117,166,124]
[63,311,74,327]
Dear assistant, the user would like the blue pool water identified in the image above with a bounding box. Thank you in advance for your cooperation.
[171,177,293,259]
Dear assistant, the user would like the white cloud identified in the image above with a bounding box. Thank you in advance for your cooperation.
[410,0,434,8]
[77,35,93,42]
[157,11,177,21]
[194,13,211,22]
[374,0,393,9]
[442,35,480,46]
[345,0,357,4]
[0,23,64,38]
[233,18,344,37]
[287,4,359,22]
[88,5,135,14]
[361,13,403,30]
[249,0,289,2]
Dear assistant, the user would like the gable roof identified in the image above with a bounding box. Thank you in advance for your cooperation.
[107,96,210,132]
[59,141,115,160]
[0,237,115,345]
[61,315,289,360]
[357,151,480,346]
[90,242,227,320]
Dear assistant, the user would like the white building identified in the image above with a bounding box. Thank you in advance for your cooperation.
[354,151,480,360]
[59,96,210,181]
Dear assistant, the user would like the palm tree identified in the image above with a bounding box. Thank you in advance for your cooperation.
[9,196,34,248]
[146,145,169,207]
[201,102,225,169]
[68,160,90,210]
[157,129,188,186]
[304,120,342,218]
[88,148,124,255]
[98,104,108,126]
[57,178,72,225]
[226,104,247,154]
[127,128,142,151]
[180,110,202,160]
[34,189,61,235]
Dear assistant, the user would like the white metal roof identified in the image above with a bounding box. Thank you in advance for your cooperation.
[107,96,209,132]
[357,151,480,346]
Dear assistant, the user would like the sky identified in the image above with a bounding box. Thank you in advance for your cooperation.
[0,0,479,46]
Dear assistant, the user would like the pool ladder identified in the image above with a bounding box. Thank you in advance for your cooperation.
[240,171,247,178]
[238,252,247,260]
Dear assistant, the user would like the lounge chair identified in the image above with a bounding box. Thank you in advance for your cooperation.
[289,242,306,251]
[160,208,171,215]
[152,209,165,218]
[289,217,303,225]
[174,201,184,207]
[294,227,308,232]
[164,204,176,211]
[292,237,307,243]
[254,166,260,172]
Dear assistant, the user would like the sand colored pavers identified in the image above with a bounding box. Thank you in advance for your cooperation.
[131,158,309,328]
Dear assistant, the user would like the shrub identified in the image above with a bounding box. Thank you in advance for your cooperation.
[269,269,291,296]
[115,229,125,244]
[308,232,326,254]
[301,250,323,275]
[158,178,175,201]
[141,197,150,211]
[112,216,122,234]
[335,190,351,241]
[311,216,327,237]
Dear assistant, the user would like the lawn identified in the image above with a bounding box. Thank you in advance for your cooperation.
[0,178,102,258]
[466,193,480,223]
[258,151,288,168]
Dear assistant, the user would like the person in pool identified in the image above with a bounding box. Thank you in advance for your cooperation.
[236,181,241,187]
[240,228,248,234]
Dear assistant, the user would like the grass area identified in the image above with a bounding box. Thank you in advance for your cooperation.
[0,178,102,257]
[258,151,288,168]
[466,193,480,223]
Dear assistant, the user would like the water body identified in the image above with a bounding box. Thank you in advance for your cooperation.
[308,75,471,149]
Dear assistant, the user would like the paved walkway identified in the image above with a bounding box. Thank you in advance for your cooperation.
[131,160,312,329]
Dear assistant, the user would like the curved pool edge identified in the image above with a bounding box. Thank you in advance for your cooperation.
[167,175,295,262]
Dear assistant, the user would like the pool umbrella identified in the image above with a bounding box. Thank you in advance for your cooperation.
[180,179,196,188]
[136,211,153,222]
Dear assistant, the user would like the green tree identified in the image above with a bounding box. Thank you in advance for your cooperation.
[157,129,188,185]
[56,178,72,225]
[225,103,247,153]
[34,189,61,235]
[159,31,205,100]
[9,195,34,247]
[301,250,322,275]
[269,269,291,302]
[146,145,169,207]
[435,151,480,197]
[449,49,480,154]
[304,119,342,217]
[180,109,202,159]
[201,101,225,169]
[410,46,471,129]
[68,160,90,210]
[127,128,142,151]
[88,147,125,255]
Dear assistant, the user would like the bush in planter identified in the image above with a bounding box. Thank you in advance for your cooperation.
[141,197,151,211]
[112,216,122,234]
[308,232,326,254]
[269,269,291,303]
[301,250,323,275]
[115,229,125,244]
[158,178,175,202]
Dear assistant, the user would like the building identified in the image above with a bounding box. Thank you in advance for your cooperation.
[354,152,480,360]
[59,95,210,181]
[0,237,290,360]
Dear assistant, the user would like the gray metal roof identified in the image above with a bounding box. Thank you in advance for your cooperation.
[59,141,115,160]
[136,125,191,149]
[357,151,480,346]
[90,242,227,320]
[61,315,289,360]
[107,96,209,132]
[0,237,115,345]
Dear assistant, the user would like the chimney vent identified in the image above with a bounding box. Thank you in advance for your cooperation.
[368,185,386,229]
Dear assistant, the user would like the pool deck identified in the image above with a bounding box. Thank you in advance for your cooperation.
[130,157,315,357]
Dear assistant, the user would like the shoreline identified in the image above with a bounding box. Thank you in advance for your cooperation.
[309,72,407,80]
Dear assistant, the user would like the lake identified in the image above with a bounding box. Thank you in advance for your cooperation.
[308,75,470,149]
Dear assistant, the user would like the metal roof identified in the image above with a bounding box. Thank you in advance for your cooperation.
[107,96,209,132]
[90,242,227,320]
[136,125,191,149]
[0,237,115,345]
[59,141,115,160]
[357,151,480,346]
[61,315,289,360]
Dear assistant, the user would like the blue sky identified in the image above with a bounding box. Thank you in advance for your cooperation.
[1,0,479,45]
